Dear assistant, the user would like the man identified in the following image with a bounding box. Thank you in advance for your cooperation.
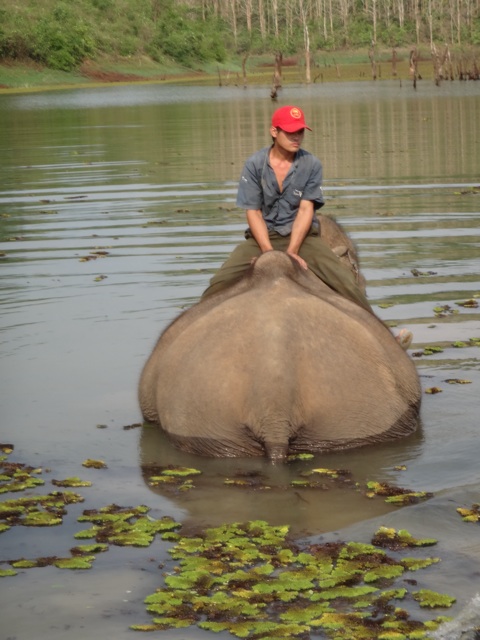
[201,105,372,314]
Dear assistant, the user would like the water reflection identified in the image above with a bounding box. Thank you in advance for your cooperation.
[138,423,427,536]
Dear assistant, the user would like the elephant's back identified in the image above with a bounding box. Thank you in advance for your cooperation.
[153,280,415,447]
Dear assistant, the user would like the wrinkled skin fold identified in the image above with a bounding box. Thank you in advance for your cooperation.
[139,217,421,461]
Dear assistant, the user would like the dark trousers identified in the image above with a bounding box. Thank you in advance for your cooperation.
[201,230,373,314]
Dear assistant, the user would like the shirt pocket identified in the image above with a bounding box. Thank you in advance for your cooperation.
[282,184,303,209]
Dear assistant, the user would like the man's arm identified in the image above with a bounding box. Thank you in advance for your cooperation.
[286,199,315,270]
[247,209,274,253]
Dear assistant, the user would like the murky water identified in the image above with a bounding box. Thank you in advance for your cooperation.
[0,81,479,639]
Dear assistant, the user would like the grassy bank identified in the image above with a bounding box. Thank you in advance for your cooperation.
[1,47,478,93]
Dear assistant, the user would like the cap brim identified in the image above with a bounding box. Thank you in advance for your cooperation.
[281,123,312,132]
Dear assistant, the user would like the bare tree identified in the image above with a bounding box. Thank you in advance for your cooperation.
[299,0,312,82]
[271,0,280,37]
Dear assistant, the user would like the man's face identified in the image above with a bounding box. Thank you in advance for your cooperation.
[271,127,305,153]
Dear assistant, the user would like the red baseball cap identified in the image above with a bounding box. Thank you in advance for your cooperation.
[271,105,312,132]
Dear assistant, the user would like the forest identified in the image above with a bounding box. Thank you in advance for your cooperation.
[0,0,479,74]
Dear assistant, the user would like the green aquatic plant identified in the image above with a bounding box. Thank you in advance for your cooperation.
[82,459,107,469]
[54,555,96,570]
[412,345,444,357]
[0,459,45,494]
[455,298,478,308]
[0,491,84,529]
[71,543,109,554]
[365,482,433,505]
[302,467,351,479]
[133,520,454,639]
[287,453,314,461]
[292,467,354,490]
[413,589,456,608]
[75,504,181,546]
[456,503,480,522]
[433,305,458,317]
[160,466,201,477]
[144,464,202,492]
[371,527,437,550]
[51,477,93,487]
[10,555,96,570]
[384,492,433,505]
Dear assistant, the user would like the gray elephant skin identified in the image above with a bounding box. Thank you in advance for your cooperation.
[139,217,421,461]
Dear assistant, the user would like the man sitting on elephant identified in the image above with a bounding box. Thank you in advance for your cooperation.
[201,104,372,314]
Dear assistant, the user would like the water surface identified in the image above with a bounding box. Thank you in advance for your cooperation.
[1,80,479,639]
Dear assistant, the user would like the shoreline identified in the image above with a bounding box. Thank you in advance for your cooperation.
[2,47,479,95]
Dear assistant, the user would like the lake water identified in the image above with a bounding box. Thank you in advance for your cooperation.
[0,80,479,639]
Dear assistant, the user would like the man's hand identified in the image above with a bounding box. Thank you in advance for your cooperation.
[286,251,308,270]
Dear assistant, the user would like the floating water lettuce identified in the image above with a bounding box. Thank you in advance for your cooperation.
[456,503,480,523]
[424,387,443,395]
[292,467,354,489]
[0,460,45,494]
[413,589,456,608]
[143,464,202,492]
[0,491,84,528]
[132,520,453,638]
[82,459,107,469]
[433,305,458,317]
[75,504,181,546]
[10,555,96,570]
[455,299,478,308]
[52,477,93,488]
[287,453,314,462]
[412,345,444,357]
[365,482,433,505]
[371,527,437,550]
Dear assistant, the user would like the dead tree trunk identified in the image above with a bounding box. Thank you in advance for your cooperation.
[271,52,282,99]
[242,53,249,89]
[369,42,377,80]
[392,48,398,77]
[431,42,441,85]
[410,47,419,89]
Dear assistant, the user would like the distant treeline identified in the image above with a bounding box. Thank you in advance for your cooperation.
[0,0,479,72]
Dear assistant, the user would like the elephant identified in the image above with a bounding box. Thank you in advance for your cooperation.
[138,215,421,461]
